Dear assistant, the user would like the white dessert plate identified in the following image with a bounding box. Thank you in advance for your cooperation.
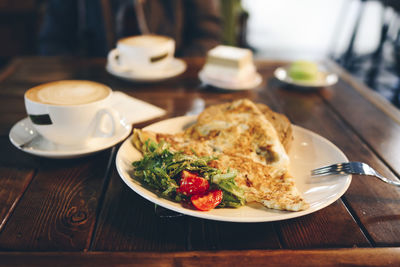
[106,58,187,82]
[116,115,351,223]
[274,66,338,88]
[9,117,132,159]
[199,70,263,91]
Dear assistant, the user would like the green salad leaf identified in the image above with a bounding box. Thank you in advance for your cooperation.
[132,139,245,207]
[212,170,245,208]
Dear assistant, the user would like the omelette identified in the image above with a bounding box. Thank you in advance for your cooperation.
[132,99,308,211]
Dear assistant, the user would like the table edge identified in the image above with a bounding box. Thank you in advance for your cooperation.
[0,248,399,266]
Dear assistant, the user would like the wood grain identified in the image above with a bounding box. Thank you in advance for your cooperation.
[0,248,399,267]
[92,136,283,251]
[277,201,370,249]
[0,57,400,263]
[0,135,41,232]
[186,218,281,250]
[0,95,25,135]
[322,79,400,177]
[0,58,19,82]
[0,151,113,251]
[91,168,188,251]
[0,167,34,231]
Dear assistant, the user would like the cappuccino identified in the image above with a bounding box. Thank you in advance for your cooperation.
[119,35,170,47]
[25,80,111,106]
[108,34,175,73]
[24,80,119,146]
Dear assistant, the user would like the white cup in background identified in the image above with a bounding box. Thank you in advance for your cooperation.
[107,34,175,73]
[24,80,120,146]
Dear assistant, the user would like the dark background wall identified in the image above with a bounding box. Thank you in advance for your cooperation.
[0,0,45,67]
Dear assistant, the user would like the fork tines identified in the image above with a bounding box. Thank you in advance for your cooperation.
[311,163,350,176]
[311,162,400,187]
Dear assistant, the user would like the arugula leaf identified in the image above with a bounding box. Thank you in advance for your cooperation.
[212,171,246,208]
[132,139,245,208]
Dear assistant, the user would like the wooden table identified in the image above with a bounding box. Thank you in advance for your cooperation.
[1,57,400,266]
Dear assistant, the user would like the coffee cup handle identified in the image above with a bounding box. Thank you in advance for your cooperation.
[108,49,131,73]
[94,108,120,138]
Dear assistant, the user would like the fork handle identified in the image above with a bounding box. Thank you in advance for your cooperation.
[373,172,400,187]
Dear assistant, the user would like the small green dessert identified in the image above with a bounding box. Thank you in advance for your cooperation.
[288,60,319,82]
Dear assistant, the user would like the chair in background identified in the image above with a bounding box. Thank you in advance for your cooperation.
[335,0,400,108]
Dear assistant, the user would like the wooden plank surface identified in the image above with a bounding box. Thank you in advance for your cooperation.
[0,167,34,231]
[322,79,400,177]
[0,248,399,267]
[0,57,399,256]
[185,218,281,250]
[0,95,25,136]
[90,168,188,251]
[0,151,113,251]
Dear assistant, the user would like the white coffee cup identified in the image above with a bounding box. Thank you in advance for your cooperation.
[24,80,120,146]
[107,34,175,73]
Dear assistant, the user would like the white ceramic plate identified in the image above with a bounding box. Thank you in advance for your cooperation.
[199,70,262,91]
[274,66,338,88]
[116,116,351,222]
[106,58,187,82]
[9,117,132,159]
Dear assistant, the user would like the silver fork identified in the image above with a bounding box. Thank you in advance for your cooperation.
[311,161,400,187]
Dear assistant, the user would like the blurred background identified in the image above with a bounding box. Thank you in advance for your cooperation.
[1,0,400,107]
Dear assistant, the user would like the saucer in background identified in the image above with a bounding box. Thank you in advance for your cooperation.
[199,70,262,91]
[106,58,187,82]
[274,66,338,89]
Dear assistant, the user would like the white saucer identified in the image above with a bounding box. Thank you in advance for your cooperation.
[198,70,262,91]
[106,58,187,82]
[9,117,132,159]
[274,66,338,89]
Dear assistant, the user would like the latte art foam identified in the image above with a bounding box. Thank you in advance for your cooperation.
[26,81,110,105]
[119,35,170,47]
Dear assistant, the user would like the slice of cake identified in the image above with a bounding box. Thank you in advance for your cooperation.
[202,45,256,84]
